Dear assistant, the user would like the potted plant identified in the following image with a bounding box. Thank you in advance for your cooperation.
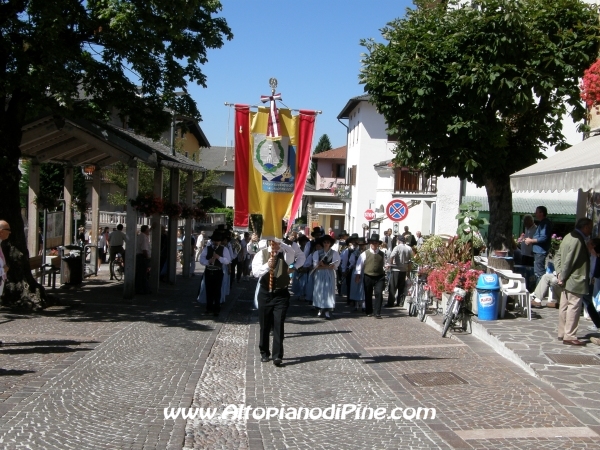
[581,59,600,114]
[129,193,163,217]
[34,191,59,211]
[456,201,488,260]
[162,200,182,218]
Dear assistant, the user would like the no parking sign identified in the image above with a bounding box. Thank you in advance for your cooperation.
[386,200,409,222]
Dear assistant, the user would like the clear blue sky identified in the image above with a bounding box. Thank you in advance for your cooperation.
[189,0,414,149]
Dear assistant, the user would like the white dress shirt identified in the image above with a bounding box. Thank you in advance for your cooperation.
[200,244,231,266]
[251,242,296,279]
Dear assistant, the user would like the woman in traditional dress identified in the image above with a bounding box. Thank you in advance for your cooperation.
[292,234,310,298]
[349,238,368,312]
[312,235,340,319]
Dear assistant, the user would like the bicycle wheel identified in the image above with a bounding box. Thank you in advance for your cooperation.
[442,298,454,325]
[442,312,454,337]
[114,262,124,281]
[418,290,428,322]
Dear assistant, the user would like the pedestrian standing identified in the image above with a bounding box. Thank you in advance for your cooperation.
[387,235,413,307]
[252,239,296,366]
[199,231,231,316]
[135,225,152,294]
[311,235,340,320]
[108,224,126,280]
[349,238,367,311]
[355,233,386,319]
[554,218,593,346]
[525,206,552,284]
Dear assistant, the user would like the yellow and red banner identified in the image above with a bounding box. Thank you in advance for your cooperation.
[234,105,316,238]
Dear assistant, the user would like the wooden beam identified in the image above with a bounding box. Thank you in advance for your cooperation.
[123,161,139,299]
[168,168,180,284]
[35,141,91,163]
[182,171,194,278]
[21,131,71,153]
[151,168,163,293]
[69,148,104,165]
[27,162,40,256]
[20,123,61,148]
[64,166,73,245]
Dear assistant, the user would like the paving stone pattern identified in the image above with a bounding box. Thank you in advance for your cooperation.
[1,267,600,449]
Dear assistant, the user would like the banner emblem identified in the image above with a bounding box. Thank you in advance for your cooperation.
[253,134,296,193]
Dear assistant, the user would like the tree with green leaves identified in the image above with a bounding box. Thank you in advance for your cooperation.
[360,0,599,250]
[309,134,332,185]
[0,0,232,309]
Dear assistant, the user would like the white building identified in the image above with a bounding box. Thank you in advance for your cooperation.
[336,94,578,238]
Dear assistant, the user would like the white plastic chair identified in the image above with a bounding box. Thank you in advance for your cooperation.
[493,269,532,321]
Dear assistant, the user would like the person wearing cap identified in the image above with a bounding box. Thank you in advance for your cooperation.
[387,235,413,307]
[198,231,231,316]
[312,234,340,319]
[349,237,368,311]
[355,233,387,318]
[252,238,296,366]
[333,231,348,293]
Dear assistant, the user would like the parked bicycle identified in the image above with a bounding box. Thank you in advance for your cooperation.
[110,253,125,281]
[405,262,431,321]
[441,279,467,338]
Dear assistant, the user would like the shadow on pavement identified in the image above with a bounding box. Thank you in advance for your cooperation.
[0,346,93,355]
[0,368,36,376]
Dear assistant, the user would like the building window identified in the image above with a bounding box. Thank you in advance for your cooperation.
[334,164,345,178]
[348,165,357,186]
[394,167,437,193]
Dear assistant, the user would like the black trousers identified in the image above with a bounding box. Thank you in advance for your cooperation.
[230,257,238,287]
[364,274,385,316]
[257,286,290,360]
[387,271,407,306]
[109,245,125,263]
[346,270,353,301]
[236,257,245,281]
[135,254,151,294]
[205,268,224,314]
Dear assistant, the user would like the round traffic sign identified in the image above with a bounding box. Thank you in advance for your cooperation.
[364,209,375,221]
[386,200,409,222]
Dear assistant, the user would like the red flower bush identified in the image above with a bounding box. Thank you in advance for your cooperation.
[580,59,600,109]
[427,261,483,299]
[130,194,163,216]
[162,200,182,218]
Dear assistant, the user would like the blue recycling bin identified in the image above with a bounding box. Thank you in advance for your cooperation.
[476,273,501,321]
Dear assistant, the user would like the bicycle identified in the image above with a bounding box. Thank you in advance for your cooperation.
[441,282,467,338]
[110,253,125,281]
[406,262,430,321]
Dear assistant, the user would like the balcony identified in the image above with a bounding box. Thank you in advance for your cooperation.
[394,168,437,194]
[333,183,352,201]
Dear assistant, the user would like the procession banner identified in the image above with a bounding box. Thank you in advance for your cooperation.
[234,106,316,238]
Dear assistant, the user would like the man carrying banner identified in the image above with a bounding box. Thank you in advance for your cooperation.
[252,238,296,366]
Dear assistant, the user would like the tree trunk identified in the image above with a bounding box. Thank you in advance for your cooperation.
[484,174,514,254]
[0,92,52,310]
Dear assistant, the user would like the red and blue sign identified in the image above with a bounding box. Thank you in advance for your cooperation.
[386,199,409,222]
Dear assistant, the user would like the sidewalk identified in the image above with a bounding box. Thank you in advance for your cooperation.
[2,269,600,449]
[425,303,600,426]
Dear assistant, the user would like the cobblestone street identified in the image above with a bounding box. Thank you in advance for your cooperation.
[1,267,600,449]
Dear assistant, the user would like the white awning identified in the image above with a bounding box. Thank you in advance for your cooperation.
[510,134,600,193]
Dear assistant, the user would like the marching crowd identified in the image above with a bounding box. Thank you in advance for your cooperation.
[196,224,422,366]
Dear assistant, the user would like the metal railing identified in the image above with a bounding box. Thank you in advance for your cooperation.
[85,211,225,230]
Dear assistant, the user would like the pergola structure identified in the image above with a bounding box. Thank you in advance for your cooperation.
[19,115,207,298]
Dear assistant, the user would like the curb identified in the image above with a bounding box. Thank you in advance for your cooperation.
[423,311,538,379]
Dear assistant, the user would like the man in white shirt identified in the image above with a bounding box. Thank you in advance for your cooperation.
[108,224,127,279]
[387,235,414,307]
[252,239,295,366]
[200,231,231,316]
[355,233,387,319]
[135,225,151,294]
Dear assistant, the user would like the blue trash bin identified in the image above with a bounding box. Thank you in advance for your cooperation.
[476,273,501,321]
